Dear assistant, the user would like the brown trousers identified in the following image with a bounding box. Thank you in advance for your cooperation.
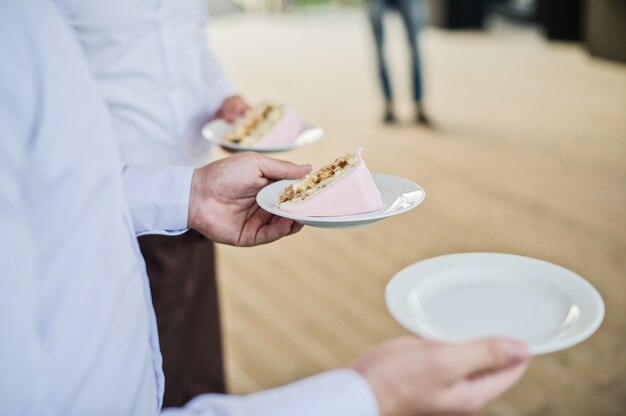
[138,229,225,407]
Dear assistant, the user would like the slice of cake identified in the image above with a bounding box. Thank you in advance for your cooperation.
[224,102,302,147]
[279,148,383,216]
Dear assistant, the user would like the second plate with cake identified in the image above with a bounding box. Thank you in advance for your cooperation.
[202,102,323,153]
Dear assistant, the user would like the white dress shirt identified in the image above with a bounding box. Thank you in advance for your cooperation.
[0,1,379,415]
[61,0,235,167]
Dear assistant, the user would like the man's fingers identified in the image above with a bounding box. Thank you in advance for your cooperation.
[255,217,296,244]
[444,360,530,413]
[258,156,312,181]
[288,221,304,235]
[221,101,247,122]
[437,340,530,413]
[223,110,238,123]
[233,102,249,117]
[238,208,300,246]
[438,338,529,381]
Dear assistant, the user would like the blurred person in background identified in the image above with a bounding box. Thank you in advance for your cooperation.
[368,0,431,125]
[1,2,531,415]
[61,0,249,406]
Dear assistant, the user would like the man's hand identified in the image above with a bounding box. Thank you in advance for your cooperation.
[188,152,311,246]
[350,337,530,416]
[214,95,250,123]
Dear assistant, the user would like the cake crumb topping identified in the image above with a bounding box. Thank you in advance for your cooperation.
[224,102,283,144]
[280,152,358,203]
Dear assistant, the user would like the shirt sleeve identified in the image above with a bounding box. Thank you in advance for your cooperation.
[160,369,380,416]
[121,165,194,236]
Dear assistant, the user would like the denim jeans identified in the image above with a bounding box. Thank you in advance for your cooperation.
[368,0,427,103]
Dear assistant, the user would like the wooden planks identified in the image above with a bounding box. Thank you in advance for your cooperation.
[208,10,626,415]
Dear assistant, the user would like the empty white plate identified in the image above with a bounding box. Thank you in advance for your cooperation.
[386,253,604,355]
[202,119,324,153]
[256,173,425,229]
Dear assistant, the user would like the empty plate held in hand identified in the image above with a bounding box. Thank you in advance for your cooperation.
[386,253,605,355]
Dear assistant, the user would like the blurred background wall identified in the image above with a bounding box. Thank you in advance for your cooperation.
[212,0,626,64]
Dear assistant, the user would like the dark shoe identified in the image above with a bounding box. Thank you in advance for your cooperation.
[384,110,397,124]
[383,101,396,124]
[416,109,432,127]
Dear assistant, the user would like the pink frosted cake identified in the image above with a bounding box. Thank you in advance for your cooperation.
[279,148,383,216]
[224,102,302,147]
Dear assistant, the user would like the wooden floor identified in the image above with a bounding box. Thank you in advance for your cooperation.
[208,10,626,415]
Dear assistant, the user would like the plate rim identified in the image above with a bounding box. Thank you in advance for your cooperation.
[256,173,426,224]
[385,252,605,355]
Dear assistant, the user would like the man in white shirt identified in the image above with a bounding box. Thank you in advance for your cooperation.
[0,1,530,415]
[60,0,250,404]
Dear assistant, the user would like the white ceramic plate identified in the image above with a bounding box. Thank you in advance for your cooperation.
[201,119,324,153]
[386,253,604,355]
[257,173,425,229]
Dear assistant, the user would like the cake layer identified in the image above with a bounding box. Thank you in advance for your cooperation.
[224,103,277,144]
[279,148,383,216]
[224,102,302,147]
